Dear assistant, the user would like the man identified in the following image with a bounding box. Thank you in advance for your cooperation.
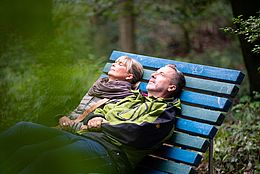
[78,64,185,172]
[0,64,185,174]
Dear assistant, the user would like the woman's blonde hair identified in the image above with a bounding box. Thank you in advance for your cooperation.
[116,56,144,87]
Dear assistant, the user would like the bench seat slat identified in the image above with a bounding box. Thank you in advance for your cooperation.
[176,118,218,139]
[167,132,209,152]
[110,50,245,84]
[138,157,194,174]
[153,145,203,166]
[103,63,239,97]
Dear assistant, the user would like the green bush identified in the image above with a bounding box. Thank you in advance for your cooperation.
[0,37,105,131]
[214,94,260,173]
[0,2,108,131]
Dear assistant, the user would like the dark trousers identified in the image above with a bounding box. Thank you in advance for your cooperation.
[0,122,117,174]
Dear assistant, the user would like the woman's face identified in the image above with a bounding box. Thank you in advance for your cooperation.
[108,60,132,81]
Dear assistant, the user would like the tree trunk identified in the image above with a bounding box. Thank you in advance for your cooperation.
[230,0,260,96]
[118,0,136,52]
[180,23,191,54]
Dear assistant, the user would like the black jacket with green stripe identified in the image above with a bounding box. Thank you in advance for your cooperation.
[80,91,181,171]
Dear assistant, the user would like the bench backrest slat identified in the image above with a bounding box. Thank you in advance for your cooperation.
[181,104,224,125]
[154,146,202,166]
[139,157,195,174]
[176,118,218,139]
[169,132,209,152]
[110,51,244,84]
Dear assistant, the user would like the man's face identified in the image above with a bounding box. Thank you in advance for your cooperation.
[146,66,176,98]
[108,60,131,81]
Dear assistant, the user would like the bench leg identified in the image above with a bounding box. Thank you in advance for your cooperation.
[208,138,213,174]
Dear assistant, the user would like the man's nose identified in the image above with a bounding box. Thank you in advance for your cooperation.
[151,72,157,78]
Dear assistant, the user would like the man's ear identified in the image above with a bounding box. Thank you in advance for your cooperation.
[126,73,134,81]
[168,84,176,92]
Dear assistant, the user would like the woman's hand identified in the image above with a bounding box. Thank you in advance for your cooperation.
[59,116,74,128]
[87,117,108,129]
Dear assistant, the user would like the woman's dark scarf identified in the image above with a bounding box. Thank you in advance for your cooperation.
[88,77,133,99]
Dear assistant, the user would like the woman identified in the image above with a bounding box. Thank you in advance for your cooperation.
[0,56,143,174]
[59,55,143,131]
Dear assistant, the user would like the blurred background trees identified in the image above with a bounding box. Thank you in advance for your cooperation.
[0,0,259,173]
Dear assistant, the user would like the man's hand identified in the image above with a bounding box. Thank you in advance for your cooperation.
[87,117,108,129]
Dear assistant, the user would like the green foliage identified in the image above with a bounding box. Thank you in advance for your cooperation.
[223,12,260,54]
[214,94,260,173]
[136,0,217,23]
[0,39,104,131]
[0,1,107,131]
[187,43,243,68]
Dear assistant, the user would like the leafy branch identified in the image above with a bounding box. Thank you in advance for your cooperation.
[222,12,260,54]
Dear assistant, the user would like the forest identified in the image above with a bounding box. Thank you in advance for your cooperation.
[0,0,259,173]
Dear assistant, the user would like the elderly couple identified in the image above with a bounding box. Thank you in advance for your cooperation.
[0,56,185,174]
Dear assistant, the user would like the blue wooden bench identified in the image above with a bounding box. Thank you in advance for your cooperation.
[102,50,245,174]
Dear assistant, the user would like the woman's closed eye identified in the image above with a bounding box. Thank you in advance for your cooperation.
[117,61,125,66]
